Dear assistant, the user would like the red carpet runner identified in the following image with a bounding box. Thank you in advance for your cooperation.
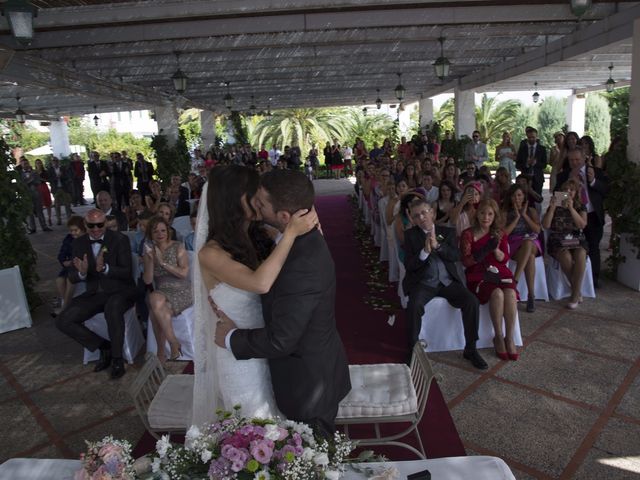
[133,194,465,460]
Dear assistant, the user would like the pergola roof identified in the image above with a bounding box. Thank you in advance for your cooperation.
[0,0,638,121]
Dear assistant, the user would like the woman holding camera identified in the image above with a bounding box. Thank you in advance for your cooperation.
[460,199,519,360]
[542,178,588,309]
[142,216,192,362]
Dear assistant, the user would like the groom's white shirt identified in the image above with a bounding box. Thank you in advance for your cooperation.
[224,230,284,350]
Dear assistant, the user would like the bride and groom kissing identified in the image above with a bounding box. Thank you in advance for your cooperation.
[193,166,351,439]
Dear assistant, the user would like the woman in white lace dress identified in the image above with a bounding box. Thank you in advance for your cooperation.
[192,165,317,426]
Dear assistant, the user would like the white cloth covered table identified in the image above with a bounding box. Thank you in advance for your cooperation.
[0,456,515,480]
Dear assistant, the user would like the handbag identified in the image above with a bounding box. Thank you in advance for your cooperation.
[560,232,582,248]
[482,265,514,285]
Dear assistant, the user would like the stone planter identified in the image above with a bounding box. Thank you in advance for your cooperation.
[617,234,640,291]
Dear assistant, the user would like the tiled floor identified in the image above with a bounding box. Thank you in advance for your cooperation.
[1,178,639,479]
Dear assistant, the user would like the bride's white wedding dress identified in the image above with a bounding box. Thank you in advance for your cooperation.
[209,283,281,418]
[191,181,281,426]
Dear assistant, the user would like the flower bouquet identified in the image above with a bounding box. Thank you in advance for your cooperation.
[74,436,136,480]
[150,409,355,480]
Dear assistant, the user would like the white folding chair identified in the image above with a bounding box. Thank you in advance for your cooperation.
[146,306,195,361]
[545,256,596,300]
[129,353,193,439]
[336,342,434,459]
[377,197,389,262]
[171,215,192,241]
[507,257,549,302]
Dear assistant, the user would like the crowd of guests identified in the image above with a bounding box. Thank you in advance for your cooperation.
[354,126,611,368]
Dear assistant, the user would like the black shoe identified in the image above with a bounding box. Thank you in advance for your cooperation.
[43,227,53,232]
[28,229,36,234]
[111,358,125,379]
[463,349,488,370]
[94,349,112,372]
[526,297,535,313]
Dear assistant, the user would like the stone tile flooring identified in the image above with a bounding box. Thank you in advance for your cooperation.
[1,178,639,479]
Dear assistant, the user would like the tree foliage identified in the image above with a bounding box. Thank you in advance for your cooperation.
[585,94,611,155]
[603,86,629,138]
[179,108,202,150]
[434,98,455,135]
[0,137,39,308]
[151,130,190,184]
[511,104,538,146]
[537,97,566,148]
[345,109,395,149]
[474,94,521,159]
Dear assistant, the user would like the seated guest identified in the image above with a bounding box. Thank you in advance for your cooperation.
[54,216,86,313]
[105,215,119,232]
[125,190,146,230]
[542,179,588,309]
[156,202,178,241]
[394,191,424,263]
[145,180,166,213]
[403,198,487,370]
[167,185,191,217]
[416,172,439,205]
[96,191,128,231]
[458,161,478,185]
[55,209,137,379]
[493,167,512,204]
[503,184,542,312]
[435,180,457,227]
[184,210,197,251]
[131,210,155,257]
[451,181,483,238]
[515,174,543,209]
[142,216,193,363]
[460,199,519,361]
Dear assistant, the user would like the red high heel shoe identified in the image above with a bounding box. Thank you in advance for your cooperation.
[507,352,519,361]
[493,337,508,361]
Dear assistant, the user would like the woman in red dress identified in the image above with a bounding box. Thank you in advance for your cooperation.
[34,158,53,226]
[460,199,519,361]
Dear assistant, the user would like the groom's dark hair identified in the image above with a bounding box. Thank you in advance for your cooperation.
[260,169,314,213]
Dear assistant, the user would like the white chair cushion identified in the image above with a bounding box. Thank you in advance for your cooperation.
[337,364,417,419]
[148,375,194,430]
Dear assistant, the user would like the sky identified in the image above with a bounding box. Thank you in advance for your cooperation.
[431,90,574,109]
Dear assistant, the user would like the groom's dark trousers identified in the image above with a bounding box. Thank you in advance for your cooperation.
[230,229,351,438]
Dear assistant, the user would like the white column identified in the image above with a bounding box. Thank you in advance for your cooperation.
[154,105,179,146]
[225,116,236,145]
[49,119,71,158]
[200,110,216,151]
[628,17,640,165]
[566,93,586,136]
[419,97,434,131]
[454,88,475,139]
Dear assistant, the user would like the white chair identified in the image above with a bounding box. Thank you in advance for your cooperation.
[146,306,195,361]
[377,197,389,262]
[336,342,434,459]
[129,353,193,439]
[507,257,549,302]
[79,252,145,364]
[171,215,192,241]
[418,298,523,352]
[545,256,596,300]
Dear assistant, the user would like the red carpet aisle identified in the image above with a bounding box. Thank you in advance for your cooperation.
[134,194,465,460]
[314,194,465,459]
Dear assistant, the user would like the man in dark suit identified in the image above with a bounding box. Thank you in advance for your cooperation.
[167,185,191,217]
[215,169,351,438]
[516,127,547,196]
[134,152,155,202]
[110,151,132,211]
[55,209,137,379]
[47,156,73,225]
[96,191,128,231]
[403,198,487,370]
[87,151,110,203]
[554,147,609,287]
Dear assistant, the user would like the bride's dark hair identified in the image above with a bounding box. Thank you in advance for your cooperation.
[207,165,266,270]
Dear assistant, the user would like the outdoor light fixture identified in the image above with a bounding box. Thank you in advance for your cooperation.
[93,105,99,126]
[223,81,234,110]
[570,0,591,17]
[362,101,368,116]
[394,72,405,102]
[433,36,451,81]
[375,89,382,109]
[532,82,540,103]
[1,0,37,45]
[606,63,616,93]
[171,52,188,94]
[266,104,272,119]
[249,95,257,116]
[14,95,26,123]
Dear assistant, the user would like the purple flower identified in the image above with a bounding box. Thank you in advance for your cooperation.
[250,440,274,464]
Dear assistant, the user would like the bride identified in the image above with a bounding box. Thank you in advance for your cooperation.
[192,165,318,425]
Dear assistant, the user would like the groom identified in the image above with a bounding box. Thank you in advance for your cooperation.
[215,169,351,438]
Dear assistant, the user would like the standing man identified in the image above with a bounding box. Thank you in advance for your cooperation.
[111,151,132,211]
[215,170,351,438]
[464,130,489,169]
[403,198,487,370]
[555,148,609,287]
[516,127,547,197]
[55,209,136,379]
[134,152,154,202]
[96,191,128,231]
[47,156,73,225]
[87,151,110,203]
[19,157,52,233]
[69,153,86,206]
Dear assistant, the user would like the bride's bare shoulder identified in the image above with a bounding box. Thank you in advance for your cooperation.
[199,240,231,264]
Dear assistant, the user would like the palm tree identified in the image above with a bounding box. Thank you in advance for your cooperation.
[250,107,352,156]
[347,108,395,149]
[474,94,521,144]
[435,98,455,134]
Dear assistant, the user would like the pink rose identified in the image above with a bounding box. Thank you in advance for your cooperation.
[250,440,274,464]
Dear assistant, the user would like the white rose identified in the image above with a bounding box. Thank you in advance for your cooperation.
[313,453,330,466]
[325,470,341,480]
[156,435,171,458]
[264,424,281,441]
[151,457,162,473]
[201,449,213,463]
[185,426,201,448]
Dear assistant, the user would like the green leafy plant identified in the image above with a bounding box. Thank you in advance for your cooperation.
[229,111,248,145]
[0,137,39,308]
[151,130,190,184]
[603,136,640,275]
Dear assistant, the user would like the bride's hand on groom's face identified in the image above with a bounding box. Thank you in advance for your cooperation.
[287,206,321,237]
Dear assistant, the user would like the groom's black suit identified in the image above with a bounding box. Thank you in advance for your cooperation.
[230,229,351,437]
